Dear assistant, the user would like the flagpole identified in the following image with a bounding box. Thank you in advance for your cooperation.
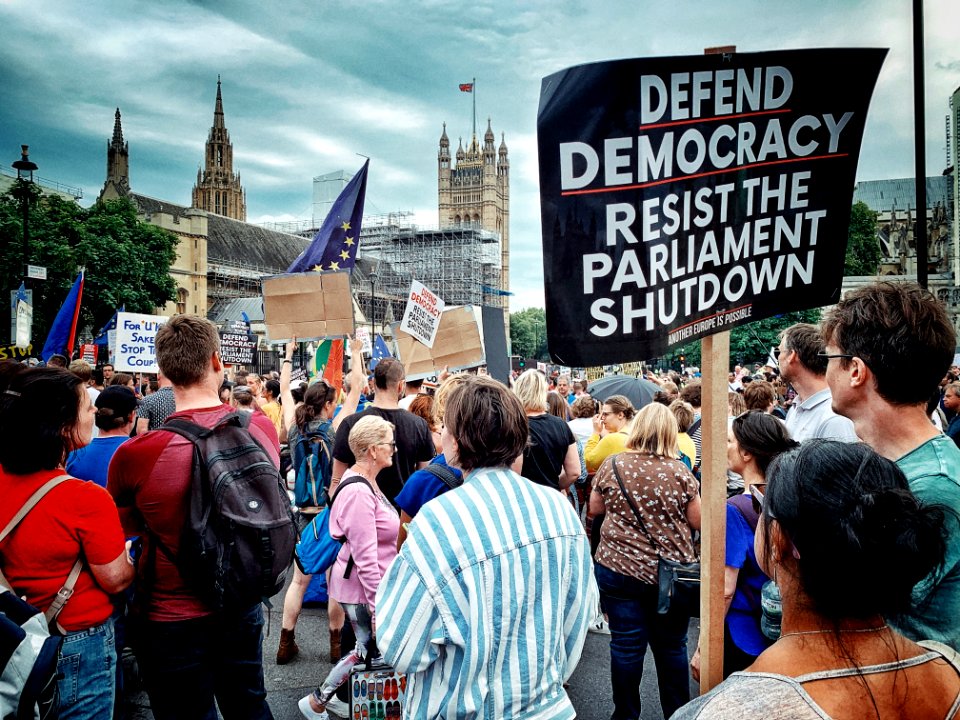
[67,269,85,358]
[472,77,477,139]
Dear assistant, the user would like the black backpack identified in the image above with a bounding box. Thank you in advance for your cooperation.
[157,412,296,611]
[421,463,462,491]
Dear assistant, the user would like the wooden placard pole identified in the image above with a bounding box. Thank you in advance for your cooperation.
[699,45,734,693]
[699,331,729,692]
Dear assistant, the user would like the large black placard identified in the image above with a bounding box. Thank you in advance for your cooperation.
[537,48,886,366]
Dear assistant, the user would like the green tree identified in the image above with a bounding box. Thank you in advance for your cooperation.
[668,308,822,371]
[844,201,882,276]
[510,307,548,360]
[1,191,179,346]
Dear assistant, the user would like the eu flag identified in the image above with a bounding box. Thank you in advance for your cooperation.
[369,334,392,371]
[287,159,369,274]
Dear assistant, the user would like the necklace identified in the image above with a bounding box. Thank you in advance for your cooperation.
[780,624,888,639]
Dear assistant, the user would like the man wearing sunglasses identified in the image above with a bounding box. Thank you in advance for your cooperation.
[776,323,857,442]
[821,281,960,650]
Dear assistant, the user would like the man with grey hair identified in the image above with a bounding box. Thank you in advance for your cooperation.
[776,323,857,442]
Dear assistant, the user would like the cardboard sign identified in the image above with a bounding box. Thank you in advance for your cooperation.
[537,48,886,365]
[393,306,484,380]
[115,312,168,373]
[399,280,445,348]
[262,271,353,342]
[220,331,256,365]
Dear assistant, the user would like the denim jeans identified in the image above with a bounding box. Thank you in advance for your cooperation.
[133,604,273,720]
[595,564,692,720]
[57,617,117,720]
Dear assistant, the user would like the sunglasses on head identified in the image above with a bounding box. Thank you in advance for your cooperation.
[749,482,766,515]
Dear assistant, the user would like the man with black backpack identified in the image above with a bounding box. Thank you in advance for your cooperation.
[109,315,291,720]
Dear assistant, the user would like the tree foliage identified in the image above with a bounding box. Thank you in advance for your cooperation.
[667,308,822,370]
[844,201,882,276]
[1,189,179,345]
[509,307,548,360]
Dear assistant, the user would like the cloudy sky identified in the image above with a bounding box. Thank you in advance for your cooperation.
[1,0,957,311]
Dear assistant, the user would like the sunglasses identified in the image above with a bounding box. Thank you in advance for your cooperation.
[749,482,766,515]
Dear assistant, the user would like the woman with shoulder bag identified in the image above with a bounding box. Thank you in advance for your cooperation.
[588,402,701,720]
[0,365,134,720]
[277,337,364,666]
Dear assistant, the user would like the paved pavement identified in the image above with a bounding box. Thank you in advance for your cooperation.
[122,590,700,720]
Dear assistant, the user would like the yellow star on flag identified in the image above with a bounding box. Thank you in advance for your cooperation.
[344,236,355,246]
[341,221,351,231]
[329,261,340,271]
[312,264,324,272]
[340,250,350,260]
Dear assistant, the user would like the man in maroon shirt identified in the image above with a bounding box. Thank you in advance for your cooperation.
[108,316,278,720]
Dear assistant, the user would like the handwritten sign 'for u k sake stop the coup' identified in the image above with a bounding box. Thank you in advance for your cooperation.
[537,48,886,366]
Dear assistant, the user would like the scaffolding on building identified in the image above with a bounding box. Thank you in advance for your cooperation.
[354,216,504,335]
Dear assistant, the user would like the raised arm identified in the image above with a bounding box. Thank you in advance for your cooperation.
[333,335,365,433]
[280,338,297,434]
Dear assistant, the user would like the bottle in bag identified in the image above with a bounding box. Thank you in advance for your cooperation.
[760,580,782,640]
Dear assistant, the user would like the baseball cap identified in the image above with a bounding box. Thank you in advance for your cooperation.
[96,385,140,419]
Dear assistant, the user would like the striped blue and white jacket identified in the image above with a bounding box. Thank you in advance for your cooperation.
[376,466,598,719]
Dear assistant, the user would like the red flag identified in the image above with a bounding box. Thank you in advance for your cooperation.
[322,339,344,392]
[459,83,474,92]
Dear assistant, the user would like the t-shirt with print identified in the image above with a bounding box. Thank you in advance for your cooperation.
[108,403,280,622]
[593,452,699,585]
[520,413,575,489]
[333,406,435,504]
[0,468,127,631]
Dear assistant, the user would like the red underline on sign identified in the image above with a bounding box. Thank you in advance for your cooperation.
[671,304,753,334]
[638,107,792,131]
[560,153,849,197]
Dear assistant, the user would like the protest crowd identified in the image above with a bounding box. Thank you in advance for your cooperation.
[2,279,960,720]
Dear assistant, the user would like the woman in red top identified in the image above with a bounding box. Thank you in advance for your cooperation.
[0,364,134,720]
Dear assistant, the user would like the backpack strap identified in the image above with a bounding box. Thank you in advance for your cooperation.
[728,493,759,533]
[421,463,462,490]
[0,474,84,629]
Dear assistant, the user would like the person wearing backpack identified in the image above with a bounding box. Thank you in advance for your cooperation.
[298,415,401,720]
[277,336,364,668]
[108,315,284,720]
[690,410,799,682]
[0,364,134,720]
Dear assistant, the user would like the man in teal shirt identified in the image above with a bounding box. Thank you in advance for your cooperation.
[822,281,960,649]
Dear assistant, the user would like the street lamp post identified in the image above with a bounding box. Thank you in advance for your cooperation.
[12,145,38,279]
[369,272,378,340]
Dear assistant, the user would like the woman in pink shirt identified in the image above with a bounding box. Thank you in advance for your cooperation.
[299,415,400,720]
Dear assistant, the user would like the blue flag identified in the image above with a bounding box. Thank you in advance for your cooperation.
[369,334,392,371]
[12,282,27,309]
[41,272,84,362]
[287,159,369,273]
[94,304,125,346]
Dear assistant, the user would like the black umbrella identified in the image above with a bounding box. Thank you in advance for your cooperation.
[587,375,660,410]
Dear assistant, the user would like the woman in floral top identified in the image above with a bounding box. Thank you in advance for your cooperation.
[588,402,701,720]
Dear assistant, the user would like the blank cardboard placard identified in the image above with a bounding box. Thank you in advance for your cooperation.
[393,306,484,378]
[262,271,354,341]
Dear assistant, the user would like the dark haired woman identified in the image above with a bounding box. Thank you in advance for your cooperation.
[691,411,799,681]
[277,337,364,668]
[0,367,134,720]
[584,394,636,474]
[675,440,960,719]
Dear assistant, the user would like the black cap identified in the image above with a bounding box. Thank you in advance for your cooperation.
[96,385,140,419]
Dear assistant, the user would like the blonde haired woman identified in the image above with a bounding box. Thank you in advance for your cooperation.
[513,369,580,490]
[298,415,400,720]
[588,402,701,720]
[395,374,470,548]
